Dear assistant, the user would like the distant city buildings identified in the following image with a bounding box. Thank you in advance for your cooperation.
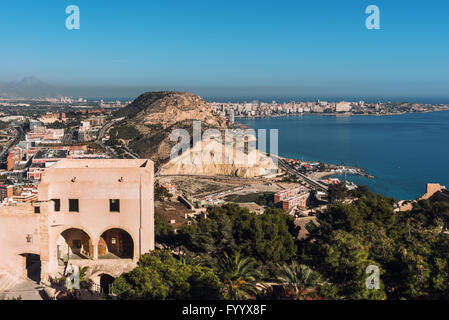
[210,100,449,121]
[7,147,23,171]
[0,100,128,218]
[75,116,105,142]
[319,178,341,186]
[38,112,67,124]
[209,100,354,120]
[0,185,13,201]
[29,119,43,130]
[26,127,64,144]
[335,102,352,113]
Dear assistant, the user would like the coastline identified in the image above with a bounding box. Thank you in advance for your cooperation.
[309,171,335,180]
[277,155,375,183]
[234,108,449,119]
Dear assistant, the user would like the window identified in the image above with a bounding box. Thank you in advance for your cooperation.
[53,199,61,212]
[109,199,120,212]
[34,206,40,214]
[69,199,79,212]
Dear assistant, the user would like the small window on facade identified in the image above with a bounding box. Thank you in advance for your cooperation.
[69,199,79,212]
[26,234,33,244]
[53,199,61,212]
[34,206,40,214]
[109,199,120,212]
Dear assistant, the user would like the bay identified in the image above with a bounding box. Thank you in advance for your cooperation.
[237,111,449,200]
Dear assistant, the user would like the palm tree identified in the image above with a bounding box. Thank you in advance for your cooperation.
[217,252,262,300]
[178,253,202,267]
[79,266,93,290]
[277,261,317,300]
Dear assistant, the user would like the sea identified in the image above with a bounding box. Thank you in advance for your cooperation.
[237,111,449,200]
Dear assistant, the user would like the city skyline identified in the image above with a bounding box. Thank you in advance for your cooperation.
[2,76,449,105]
[1,0,449,99]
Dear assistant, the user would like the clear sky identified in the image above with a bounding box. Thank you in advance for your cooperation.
[1,0,448,99]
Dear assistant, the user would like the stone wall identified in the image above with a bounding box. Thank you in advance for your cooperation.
[0,202,53,279]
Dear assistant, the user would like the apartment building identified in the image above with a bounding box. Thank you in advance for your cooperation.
[274,185,310,212]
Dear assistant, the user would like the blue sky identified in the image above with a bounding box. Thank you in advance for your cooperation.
[1,0,448,99]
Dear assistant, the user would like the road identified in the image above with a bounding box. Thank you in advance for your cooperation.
[96,140,118,159]
[96,117,125,158]
[62,127,75,145]
[0,125,25,163]
[278,158,329,193]
[119,146,139,159]
[97,117,124,142]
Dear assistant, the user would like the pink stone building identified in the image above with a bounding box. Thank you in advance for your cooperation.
[274,185,310,212]
[0,159,154,293]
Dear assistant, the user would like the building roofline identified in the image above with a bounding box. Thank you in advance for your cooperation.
[50,158,153,169]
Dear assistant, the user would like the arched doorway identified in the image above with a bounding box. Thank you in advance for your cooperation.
[57,228,93,265]
[20,253,41,282]
[100,274,115,294]
[98,228,134,259]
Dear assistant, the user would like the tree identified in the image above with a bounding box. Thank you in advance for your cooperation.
[225,192,275,208]
[238,208,298,275]
[177,204,297,277]
[79,266,92,290]
[154,183,172,201]
[312,230,386,299]
[328,182,351,202]
[154,216,176,247]
[217,252,261,300]
[352,185,370,198]
[300,190,449,300]
[410,199,449,229]
[112,250,223,300]
[278,262,316,299]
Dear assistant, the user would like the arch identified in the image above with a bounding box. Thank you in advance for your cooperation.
[97,225,137,257]
[97,225,136,245]
[98,228,134,259]
[57,228,94,265]
[99,274,115,294]
[57,226,94,249]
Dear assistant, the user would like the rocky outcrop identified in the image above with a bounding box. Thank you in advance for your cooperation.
[160,138,278,178]
[113,91,277,177]
[117,91,223,130]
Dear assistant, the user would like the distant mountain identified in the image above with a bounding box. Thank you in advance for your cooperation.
[0,77,62,98]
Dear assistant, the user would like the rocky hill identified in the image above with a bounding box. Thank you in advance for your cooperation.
[111,91,277,177]
[112,92,225,165]
[115,91,223,128]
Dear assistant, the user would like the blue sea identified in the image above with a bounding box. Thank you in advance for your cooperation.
[238,111,449,200]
